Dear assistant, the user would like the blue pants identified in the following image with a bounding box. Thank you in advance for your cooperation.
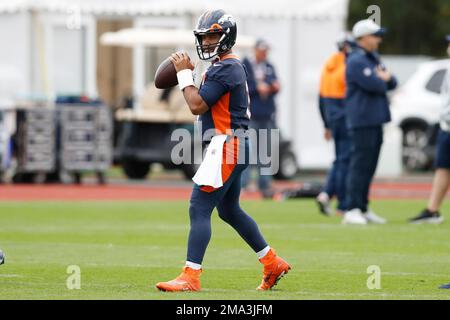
[187,137,268,264]
[346,126,383,213]
[435,129,450,169]
[323,117,351,211]
[241,118,274,192]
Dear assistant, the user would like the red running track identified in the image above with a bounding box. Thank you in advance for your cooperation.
[0,182,446,201]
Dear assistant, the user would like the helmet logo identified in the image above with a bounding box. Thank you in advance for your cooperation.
[218,14,235,25]
[209,23,223,31]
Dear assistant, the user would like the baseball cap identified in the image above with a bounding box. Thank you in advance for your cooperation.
[255,39,270,50]
[352,19,386,39]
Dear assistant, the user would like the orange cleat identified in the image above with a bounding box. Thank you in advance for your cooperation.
[257,249,291,291]
[156,267,202,292]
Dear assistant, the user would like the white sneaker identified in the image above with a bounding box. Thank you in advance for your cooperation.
[316,192,332,216]
[365,210,387,224]
[342,209,368,225]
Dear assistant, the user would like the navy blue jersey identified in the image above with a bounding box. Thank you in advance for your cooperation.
[345,47,397,129]
[198,55,250,138]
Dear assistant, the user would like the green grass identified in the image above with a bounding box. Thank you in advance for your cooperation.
[0,199,449,300]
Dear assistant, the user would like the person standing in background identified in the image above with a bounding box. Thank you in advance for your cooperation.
[408,35,450,226]
[343,19,398,225]
[241,39,281,199]
[316,33,355,216]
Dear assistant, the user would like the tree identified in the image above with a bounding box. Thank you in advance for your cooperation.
[348,0,450,57]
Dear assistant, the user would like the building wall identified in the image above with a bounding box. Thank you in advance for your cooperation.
[0,11,99,100]
[35,12,97,99]
[0,12,31,98]
[293,17,346,169]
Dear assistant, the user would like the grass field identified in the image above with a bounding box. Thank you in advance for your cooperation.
[0,199,449,300]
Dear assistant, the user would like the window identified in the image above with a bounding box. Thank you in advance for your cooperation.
[425,69,446,94]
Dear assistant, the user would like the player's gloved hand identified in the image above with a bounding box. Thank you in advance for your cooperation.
[170,51,195,73]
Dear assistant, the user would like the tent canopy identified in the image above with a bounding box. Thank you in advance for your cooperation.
[0,0,349,19]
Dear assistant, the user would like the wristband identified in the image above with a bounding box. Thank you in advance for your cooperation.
[177,69,195,91]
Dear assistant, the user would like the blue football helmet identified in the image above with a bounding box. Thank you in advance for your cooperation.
[194,9,237,61]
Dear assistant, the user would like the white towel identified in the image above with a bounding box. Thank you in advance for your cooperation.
[192,135,228,188]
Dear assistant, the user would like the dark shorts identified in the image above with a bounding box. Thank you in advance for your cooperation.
[435,129,450,169]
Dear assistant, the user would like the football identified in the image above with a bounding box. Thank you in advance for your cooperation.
[154,57,178,89]
[0,249,4,265]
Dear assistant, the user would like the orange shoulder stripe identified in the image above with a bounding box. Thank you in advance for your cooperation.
[220,54,240,61]
[211,92,231,135]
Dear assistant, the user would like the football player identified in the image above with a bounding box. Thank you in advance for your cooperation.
[155,9,290,292]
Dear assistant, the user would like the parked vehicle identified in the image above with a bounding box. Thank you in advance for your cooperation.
[391,59,449,171]
[113,84,201,180]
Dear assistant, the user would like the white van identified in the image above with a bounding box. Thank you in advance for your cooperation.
[391,59,449,171]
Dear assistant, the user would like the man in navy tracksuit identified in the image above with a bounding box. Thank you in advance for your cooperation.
[241,39,280,199]
[342,19,398,225]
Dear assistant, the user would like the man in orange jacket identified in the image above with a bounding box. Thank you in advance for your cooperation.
[316,33,355,216]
